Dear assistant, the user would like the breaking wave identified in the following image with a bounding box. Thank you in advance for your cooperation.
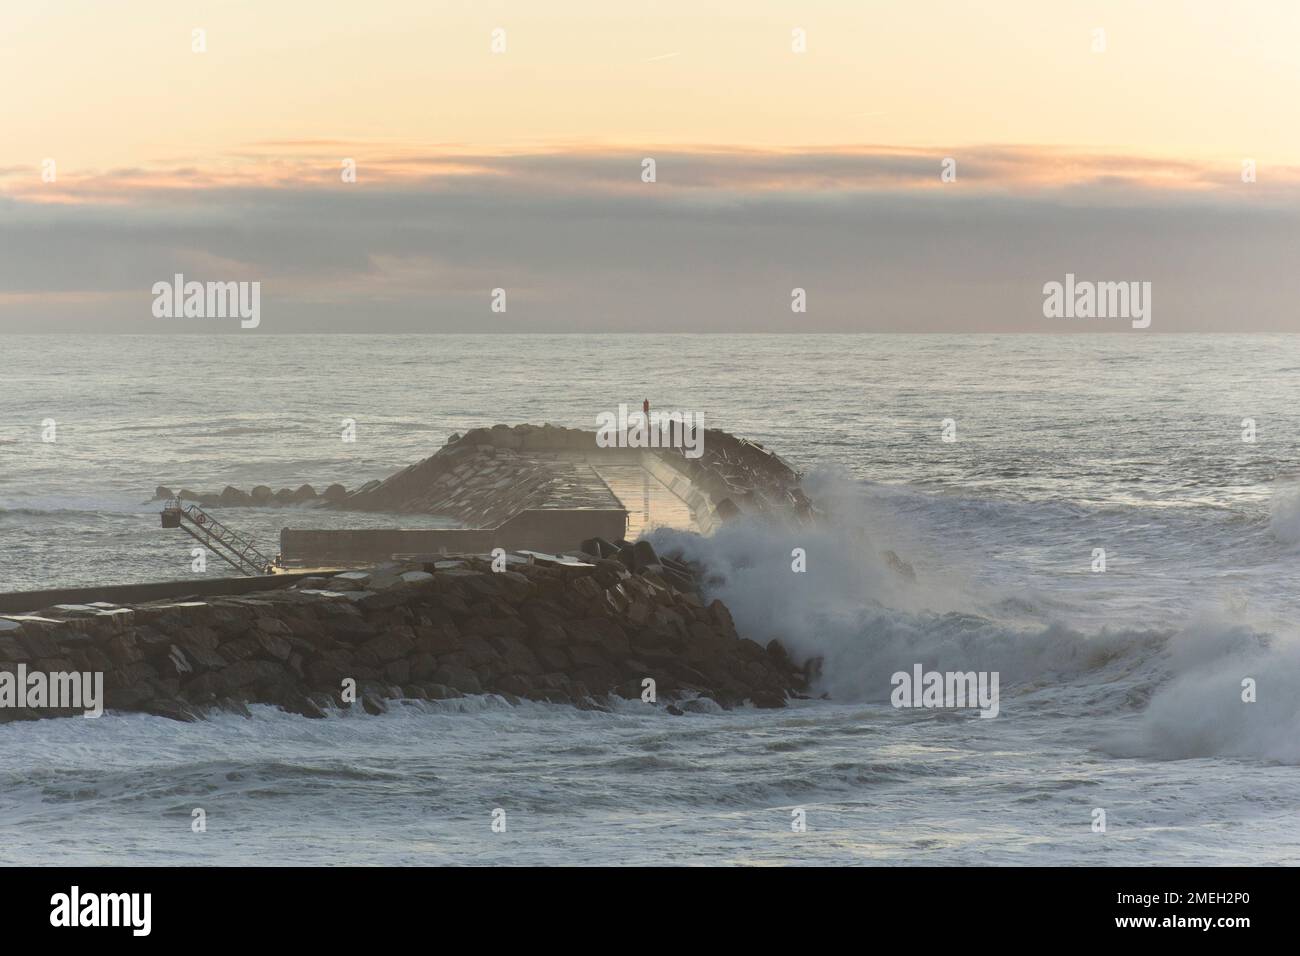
[1268,483,1300,546]
[649,477,1300,765]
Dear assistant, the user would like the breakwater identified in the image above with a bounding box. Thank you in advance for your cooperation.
[0,542,808,722]
[154,422,817,530]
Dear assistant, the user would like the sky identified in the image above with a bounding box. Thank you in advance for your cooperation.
[2,0,1298,332]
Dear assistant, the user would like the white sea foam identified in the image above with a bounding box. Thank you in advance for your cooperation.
[1268,483,1300,546]
[1111,615,1300,763]
[648,495,1166,706]
[653,496,1300,766]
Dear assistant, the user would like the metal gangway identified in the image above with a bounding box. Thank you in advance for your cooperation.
[160,497,274,576]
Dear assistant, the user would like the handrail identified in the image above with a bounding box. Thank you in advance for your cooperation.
[161,497,273,576]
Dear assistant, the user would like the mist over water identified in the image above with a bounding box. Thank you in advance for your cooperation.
[2,334,1299,864]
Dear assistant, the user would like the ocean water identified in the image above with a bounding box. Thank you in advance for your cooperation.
[2,333,1300,865]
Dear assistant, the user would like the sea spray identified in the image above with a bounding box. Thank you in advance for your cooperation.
[1268,483,1300,546]
[1108,614,1300,764]
[647,497,1165,706]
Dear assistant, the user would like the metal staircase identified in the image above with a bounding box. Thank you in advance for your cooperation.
[160,497,274,576]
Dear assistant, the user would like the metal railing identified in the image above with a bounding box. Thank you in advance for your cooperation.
[161,497,274,576]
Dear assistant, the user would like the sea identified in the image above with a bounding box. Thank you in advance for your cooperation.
[1,333,1299,865]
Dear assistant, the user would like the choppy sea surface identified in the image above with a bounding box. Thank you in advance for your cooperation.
[2,334,1299,865]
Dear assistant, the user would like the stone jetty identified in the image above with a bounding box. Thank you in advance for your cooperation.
[0,542,808,723]
[0,423,826,722]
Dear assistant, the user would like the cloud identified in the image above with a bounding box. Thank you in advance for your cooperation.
[2,147,1298,332]
[10,144,1299,201]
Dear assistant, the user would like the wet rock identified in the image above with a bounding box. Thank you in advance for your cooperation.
[355,630,415,665]
[681,696,722,714]
[253,630,292,661]
[884,549,917,581]
[283,694,328,718]
[332,571,371,590]
[105,682,157,709]
[105,633,144,666]
[766,639,793,669]
[220,486,251,505]
[592,558,630,589]
[144,698,202,722]
[433,665,482,695]
[215,698,254,718]
[168,642,225,675]
[494,674,533,697]
[214,659,287,692]
[628,540,660,572]
[581,537,621,560]
[409,652,438,680]
[384,659,411,684]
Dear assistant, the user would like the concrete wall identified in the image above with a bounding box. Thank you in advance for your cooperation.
[280,529,496,566]
[498,508,627,551]
[280,508,627,566]
[641,452,721,534]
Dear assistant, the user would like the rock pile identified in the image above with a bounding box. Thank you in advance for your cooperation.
[0,543,806,722]
[658,429,817,528]
[149,422,821,530]
[339,427,619,522]
[150,483,349,509]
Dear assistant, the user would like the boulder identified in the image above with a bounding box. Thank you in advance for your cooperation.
[629,540,660,572]
[143,698,202,722]
[355,630,415,665]
[422,683,461,700]
[432,665,482,695]
[332,570,371,589]
[580,537,620,559]
[220,486,251,505]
